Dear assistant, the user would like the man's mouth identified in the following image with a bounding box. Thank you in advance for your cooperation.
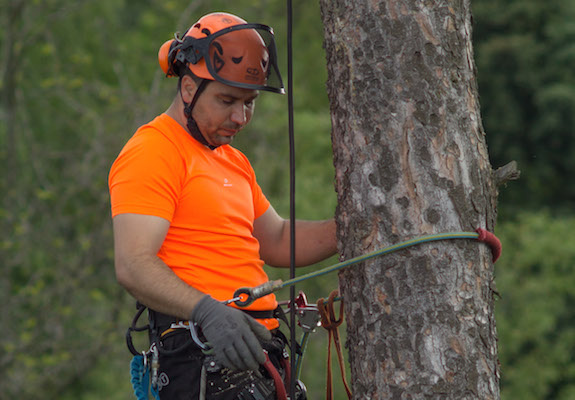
[220,127,241,136]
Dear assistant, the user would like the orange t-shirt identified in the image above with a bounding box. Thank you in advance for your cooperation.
[109,114,278,328]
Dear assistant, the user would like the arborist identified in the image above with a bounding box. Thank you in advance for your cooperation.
[108,11,337,400]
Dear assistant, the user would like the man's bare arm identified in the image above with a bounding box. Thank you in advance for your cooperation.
[113,213,204,319]
[253,206,337,268]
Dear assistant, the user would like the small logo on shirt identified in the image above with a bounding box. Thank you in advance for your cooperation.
[223,178,233,187]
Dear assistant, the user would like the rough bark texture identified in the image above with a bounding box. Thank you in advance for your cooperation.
[319,0,500,398]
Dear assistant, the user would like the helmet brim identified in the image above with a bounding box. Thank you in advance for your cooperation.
[180,24,285,94]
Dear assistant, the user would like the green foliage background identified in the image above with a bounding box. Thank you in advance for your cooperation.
[1,0,573,398]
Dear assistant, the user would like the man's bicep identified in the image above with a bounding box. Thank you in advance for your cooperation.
[113,213,170,260]
[112,213,178,300]
[253,206,288,266]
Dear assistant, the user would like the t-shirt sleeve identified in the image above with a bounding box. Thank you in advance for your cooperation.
[252,179,270,219]
[109,128,183,221]
[237,150,270,219]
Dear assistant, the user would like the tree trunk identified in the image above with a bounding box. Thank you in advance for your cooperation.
[319,0,500,398]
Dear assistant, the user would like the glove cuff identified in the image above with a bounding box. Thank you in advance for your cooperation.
[189,294,217,323]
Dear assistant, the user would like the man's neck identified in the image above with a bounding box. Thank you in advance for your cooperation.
[165,98,218,150]
[165,100,188,133]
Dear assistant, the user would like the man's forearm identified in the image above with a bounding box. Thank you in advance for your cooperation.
[267,218,338,268]
[115,254,205,319]
[294,218,338,266]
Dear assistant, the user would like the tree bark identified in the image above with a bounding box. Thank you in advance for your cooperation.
[319,0,500,398]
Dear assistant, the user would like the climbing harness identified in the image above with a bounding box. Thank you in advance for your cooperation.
[232,228,502,308]
[126,300,309,400]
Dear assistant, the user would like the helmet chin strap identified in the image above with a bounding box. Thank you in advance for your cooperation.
[182,79,218,150]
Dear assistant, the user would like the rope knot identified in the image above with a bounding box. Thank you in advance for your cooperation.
[317,290,344,330]
[317,290,352,400]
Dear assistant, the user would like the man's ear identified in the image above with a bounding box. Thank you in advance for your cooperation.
[180,75,198,103]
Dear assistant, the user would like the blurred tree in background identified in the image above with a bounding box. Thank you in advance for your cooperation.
[473,0,575,214]
[495,212,575,400]
[1,0,574,398]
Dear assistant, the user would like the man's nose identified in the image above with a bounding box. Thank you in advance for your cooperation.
[230,104,248,126]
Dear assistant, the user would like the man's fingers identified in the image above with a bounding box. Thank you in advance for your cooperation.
[240,328,267,367]
[191,297,273,371]
[246,316,272,342]
[219,344,244,371]
[236,331,266,371]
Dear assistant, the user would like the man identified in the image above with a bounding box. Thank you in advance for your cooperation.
[109,12,337,399]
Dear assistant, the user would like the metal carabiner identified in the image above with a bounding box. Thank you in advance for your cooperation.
[188,321,212,353]
[150,343,160,390]
[169,321,212,353]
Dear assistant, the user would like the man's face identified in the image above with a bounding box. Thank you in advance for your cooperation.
[192,80,259,147]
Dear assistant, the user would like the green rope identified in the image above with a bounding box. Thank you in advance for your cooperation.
[295,332,311,380]
[281,231,479,289]
[233,231,482,308]
[288,232,479,382]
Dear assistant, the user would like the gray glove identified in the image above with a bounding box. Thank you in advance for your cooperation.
[190,295,272,371]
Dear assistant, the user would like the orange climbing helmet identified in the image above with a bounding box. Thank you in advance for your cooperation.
[158,12,284,94]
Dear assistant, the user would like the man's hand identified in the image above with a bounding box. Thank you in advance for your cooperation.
[190,295,272,371]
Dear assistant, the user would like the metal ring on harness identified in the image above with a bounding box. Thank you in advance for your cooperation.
[232,287,254,307]
[233,279,283,307]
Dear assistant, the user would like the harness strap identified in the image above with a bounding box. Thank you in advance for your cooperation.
[318,290,352,400]
[281,355,291,391]
[199,364,207,400]
[262,352,289,400]
[184,79,218,150]
[126,302,149,356]
[151,308,276,331]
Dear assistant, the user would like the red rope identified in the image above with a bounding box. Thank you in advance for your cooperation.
[476,228,502,262]
[262,352,288,400]
[318,290,352,400]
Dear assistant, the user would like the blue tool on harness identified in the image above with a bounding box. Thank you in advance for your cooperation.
[130,352,160,400]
